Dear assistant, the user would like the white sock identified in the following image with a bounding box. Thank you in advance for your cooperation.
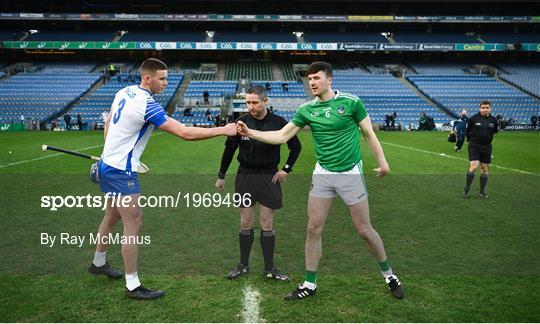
[302,281,317,290]
[92,251,106,267]
[125,272,141,291]
[381,268,394,278]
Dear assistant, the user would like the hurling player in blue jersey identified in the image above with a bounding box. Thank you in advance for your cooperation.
[88,58,237,300]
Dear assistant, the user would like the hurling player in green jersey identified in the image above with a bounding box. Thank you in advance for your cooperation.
[237,61,404,301]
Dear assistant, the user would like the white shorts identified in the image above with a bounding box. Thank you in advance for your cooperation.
[309,162,368,206]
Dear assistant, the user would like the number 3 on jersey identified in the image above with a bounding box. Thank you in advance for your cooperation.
[113,98,126,124]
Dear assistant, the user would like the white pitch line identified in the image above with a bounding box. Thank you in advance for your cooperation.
[0,144,104,168]
[241,285,264,323]
[380,141,538,175]
[0,132,164,169]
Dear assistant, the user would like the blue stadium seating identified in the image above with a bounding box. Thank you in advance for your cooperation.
[250,81,306,98]
[40,62,98,73]
[332,70,450,126]
[69,74,184,123]
[408,62,478,75]
[498,64,540,97]
[407,75,540,123]
[184,81,237,98]
[0,72,5,79]
[0,73,102,122]
[171,108,220,126]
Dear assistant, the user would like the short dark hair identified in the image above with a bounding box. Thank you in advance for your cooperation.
[480,100,491,107]
[307,61,333,77]
[140,58,168,75]
[246,86,268,100]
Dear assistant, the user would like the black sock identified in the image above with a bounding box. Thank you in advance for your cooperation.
[480,174,488,193]
[239,228,254,267]
[465,171,475,190]
[260,229,275,271]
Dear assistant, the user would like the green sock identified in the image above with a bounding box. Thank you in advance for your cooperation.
[378,259,391,272]
[305,270,317,284]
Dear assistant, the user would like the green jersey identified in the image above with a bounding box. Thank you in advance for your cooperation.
[291,91,368,172]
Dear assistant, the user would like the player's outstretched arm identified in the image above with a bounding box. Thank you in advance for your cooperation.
[359,116,390,177]
[237,121,301,145]
[159,119,237,140]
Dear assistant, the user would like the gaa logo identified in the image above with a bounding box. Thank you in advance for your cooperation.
[301,43,314,50]
[220,43,234,49]
[139,42,153,49]
[260,43,273,50]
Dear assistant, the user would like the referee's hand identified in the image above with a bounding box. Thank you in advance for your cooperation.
[272,170,288,184]
[215,178,225,191]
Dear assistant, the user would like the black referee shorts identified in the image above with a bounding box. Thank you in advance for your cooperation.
[468,142,492,164]
[235,172,283,210]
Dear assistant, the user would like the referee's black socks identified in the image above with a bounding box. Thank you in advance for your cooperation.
[260,229,276,271]
[465,171,475,191]
[479,173,488,193]
[239,228,254,267]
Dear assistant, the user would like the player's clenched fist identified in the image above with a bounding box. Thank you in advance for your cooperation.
[223,123,238,136]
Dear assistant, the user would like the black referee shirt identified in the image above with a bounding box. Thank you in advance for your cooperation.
[218,110,301,177]
[466,112,498,145]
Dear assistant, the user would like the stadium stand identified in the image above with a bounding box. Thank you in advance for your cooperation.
[120,30,205,42]
[39,62,98,73]
[407,75,540,123]
[303,31,388,43]
[0,72,5,79]
[281,63,298,81]
[26,30,116,41]
[69,74,184,124]
[250,81,305,98]
[225,62,273,80]
[191,72,216,81]
[332,69,450,126]
[498,64,540,97]
[171,107,221,126]
[408,62,480,75]
[393,31,480,43]
[213,30,296,42]
[480,32,540,43]
[183,81,237,106]
[0,72,101,123]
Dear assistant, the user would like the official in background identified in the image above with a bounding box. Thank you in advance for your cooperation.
[215,86,301,281]
[463,101,498,198]
[452,110,468,152]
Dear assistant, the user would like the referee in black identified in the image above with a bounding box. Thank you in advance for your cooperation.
[215,86,301,280]
[463,100,498,198]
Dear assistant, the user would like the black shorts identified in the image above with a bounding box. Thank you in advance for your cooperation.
[468,142,492,164]
[235,172,282,210]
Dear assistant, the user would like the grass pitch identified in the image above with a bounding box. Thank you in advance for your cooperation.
[0,130,538,322]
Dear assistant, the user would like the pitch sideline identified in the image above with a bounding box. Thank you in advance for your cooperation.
[380,141,538,175]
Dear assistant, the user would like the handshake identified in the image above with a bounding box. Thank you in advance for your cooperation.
[222,121,250,137]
